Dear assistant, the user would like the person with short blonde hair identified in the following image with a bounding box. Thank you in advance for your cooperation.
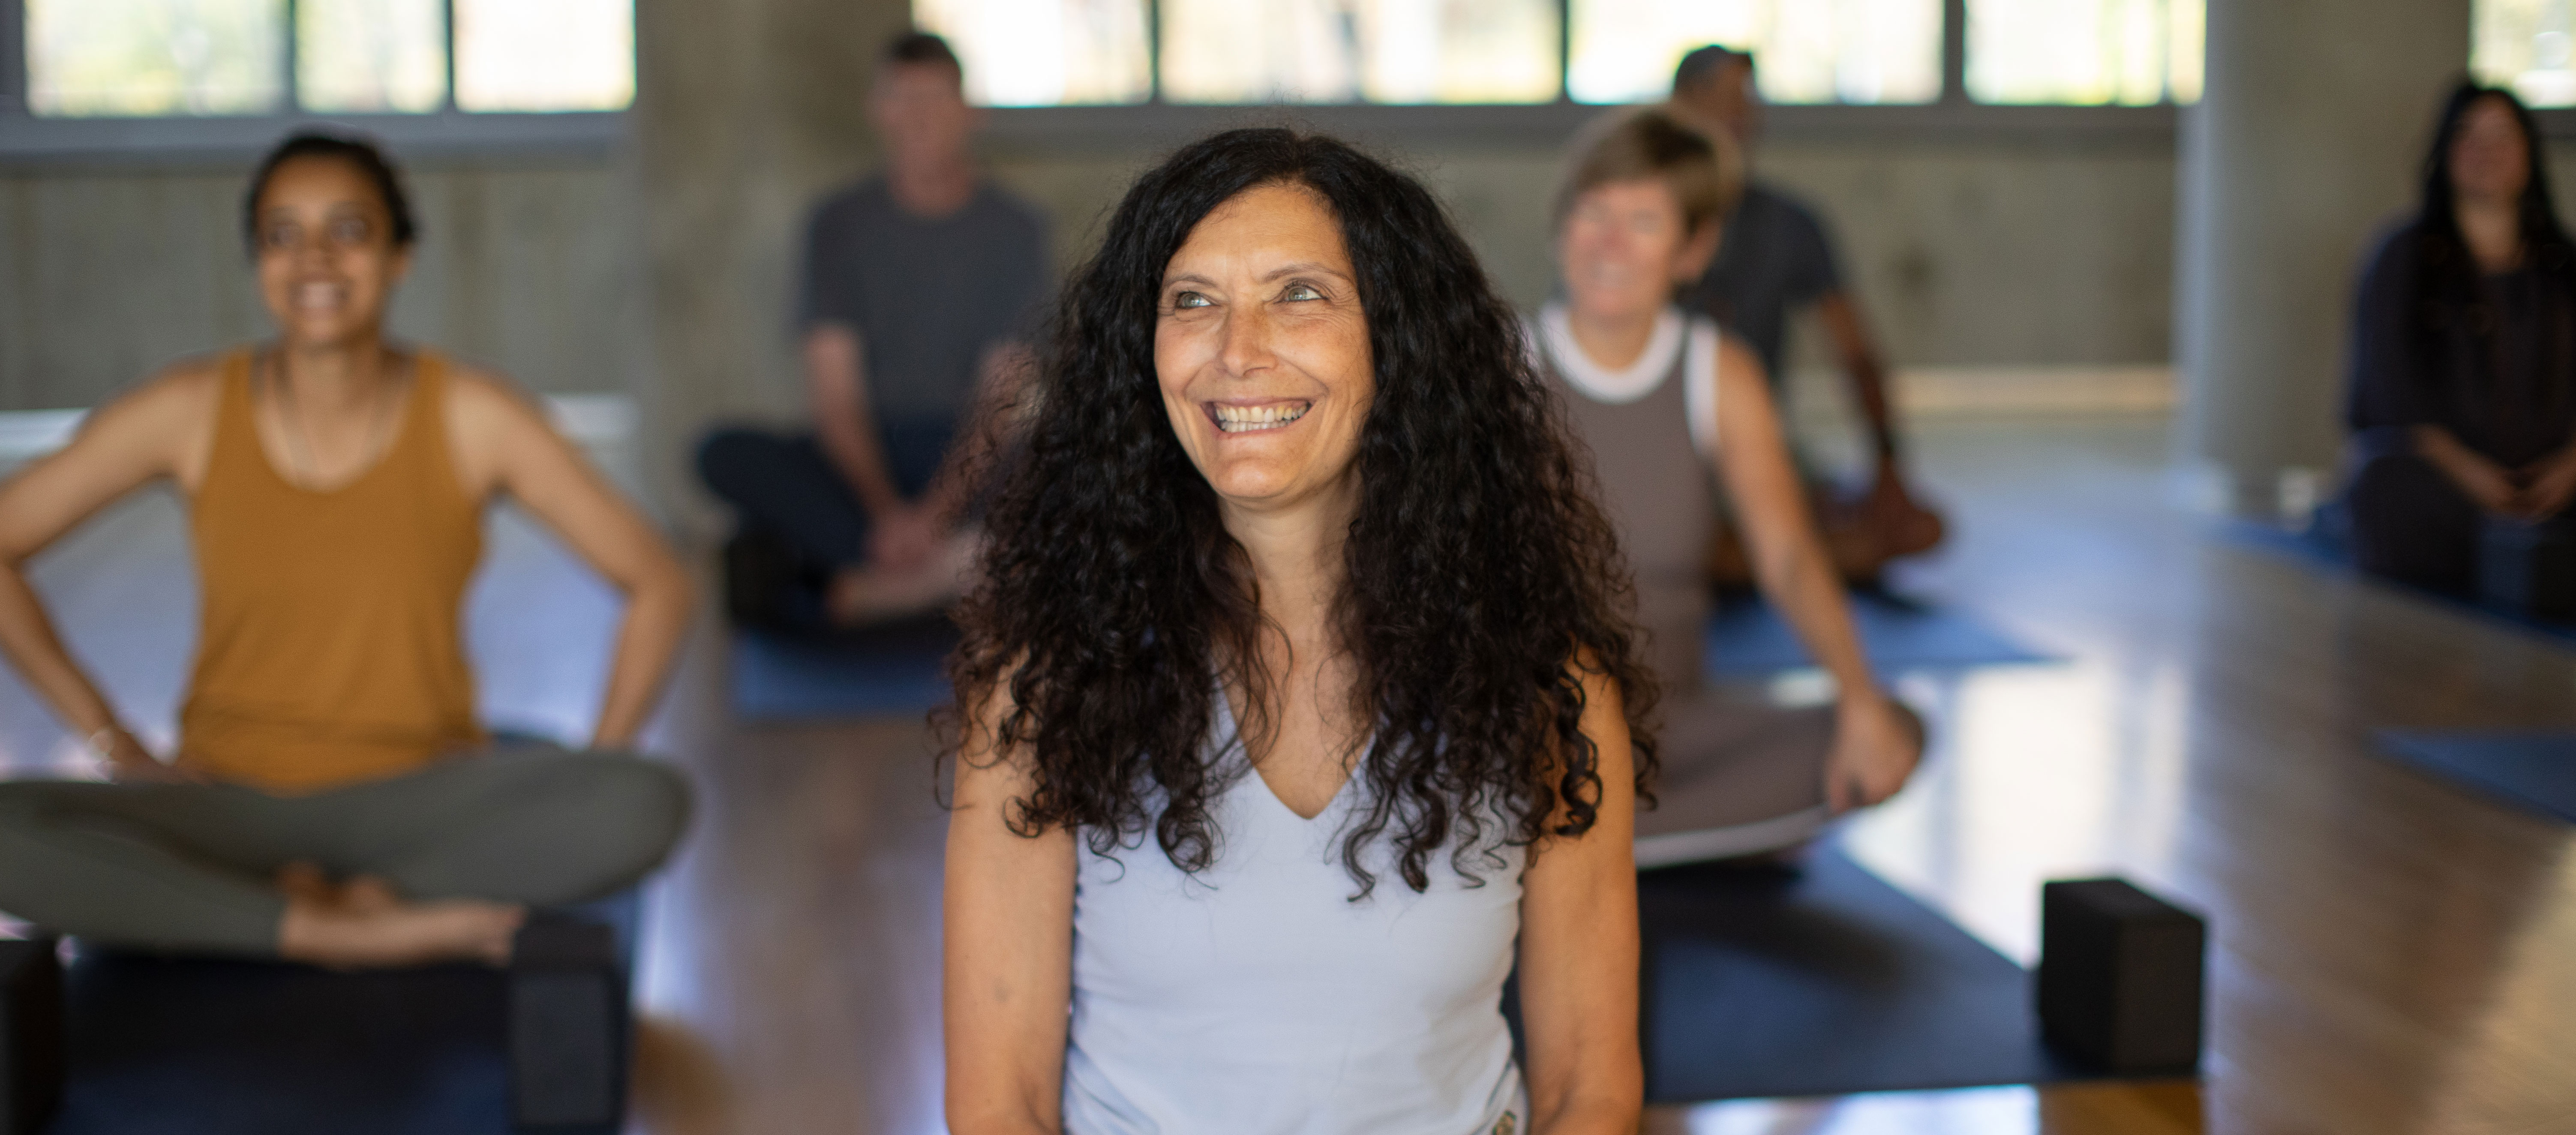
[1532,108,1921,865]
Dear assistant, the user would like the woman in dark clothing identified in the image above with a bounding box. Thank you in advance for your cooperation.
[2345,82,2576,593]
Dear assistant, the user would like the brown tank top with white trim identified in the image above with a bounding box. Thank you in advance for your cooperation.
[1533,307,1722,691]
[177,349,486,792]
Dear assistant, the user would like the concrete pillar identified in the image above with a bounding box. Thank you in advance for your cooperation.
[2174,0,2471,516]
[625,0,910,532]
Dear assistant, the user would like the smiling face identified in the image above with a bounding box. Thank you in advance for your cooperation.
[1557,177,1719,326]
[1155,183,1375,523]
[2450,94,2531,208]
[252,156,408,350]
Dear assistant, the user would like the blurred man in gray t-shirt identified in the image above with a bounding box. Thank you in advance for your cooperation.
[1670,45,1943,584]
[700,32,1048,632]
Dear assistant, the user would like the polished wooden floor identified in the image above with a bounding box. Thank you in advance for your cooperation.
[7,414,2575,1135]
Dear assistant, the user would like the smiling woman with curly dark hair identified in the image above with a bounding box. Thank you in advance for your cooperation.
[940,128,1657,1135]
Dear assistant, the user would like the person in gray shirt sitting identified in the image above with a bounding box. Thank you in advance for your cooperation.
[698,31,1047,632]
[1669,45,1944,588]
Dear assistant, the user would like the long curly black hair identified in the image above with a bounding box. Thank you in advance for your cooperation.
[941,127,1658,897]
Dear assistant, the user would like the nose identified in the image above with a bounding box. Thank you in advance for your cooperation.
[1215,298,1278,380]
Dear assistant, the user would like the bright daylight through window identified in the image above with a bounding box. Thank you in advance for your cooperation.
[2476,0,2576,107]
[25,0,636,117]
[1567,0,1942,106]
[1966,0,2203,105]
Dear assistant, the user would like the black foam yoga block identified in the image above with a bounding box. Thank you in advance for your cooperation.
[2037,878,2205,1075]
[2481,519,2576,622]
[510,916,628,1135]
[0,939,63,1135]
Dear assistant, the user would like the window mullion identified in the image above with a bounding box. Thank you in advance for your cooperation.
[442,0,459,114]
[1941,0,1970,105]
[283,0,303,113]
[1555,0,1572,105]
[0,0,27,117]
[1147,0,1163,107]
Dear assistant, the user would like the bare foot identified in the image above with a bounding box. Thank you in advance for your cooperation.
[273,861,336,906]
[827,529,980,625]
[339,874,402,914]
[278,892,525,970]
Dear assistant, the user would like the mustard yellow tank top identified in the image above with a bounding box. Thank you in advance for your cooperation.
[177,349,486,792]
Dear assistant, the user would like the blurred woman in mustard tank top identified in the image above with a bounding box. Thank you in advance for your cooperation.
[0,132,694,968]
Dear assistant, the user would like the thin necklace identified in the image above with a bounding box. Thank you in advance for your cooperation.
[262,345,404,488]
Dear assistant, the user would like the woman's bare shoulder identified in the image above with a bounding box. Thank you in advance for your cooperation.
[435,359,565,450]
[86,353,231,441]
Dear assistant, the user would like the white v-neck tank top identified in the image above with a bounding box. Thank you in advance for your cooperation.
[1063,697,1528,1135]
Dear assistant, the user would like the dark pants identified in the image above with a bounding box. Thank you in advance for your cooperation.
[2347,450,2575,595]
[695,422,956,571]
[2348,453,2483,595]
[0,745,690,956]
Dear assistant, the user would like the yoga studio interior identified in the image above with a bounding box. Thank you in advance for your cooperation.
[2,1,2574,1133]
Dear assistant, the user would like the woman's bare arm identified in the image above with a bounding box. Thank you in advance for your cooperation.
[445,372,692,750]
[1518,658,1642,1135]
[944,676,1077,1135]
[1708,336,1918,810]
[0,366,218,775]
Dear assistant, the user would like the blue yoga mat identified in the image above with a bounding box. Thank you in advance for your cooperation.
[2224,522,2576,647]
[1641,849,2107,1103]
[728,615,959,722]
[1702,592,2057,678]
[2372,731,2576,825]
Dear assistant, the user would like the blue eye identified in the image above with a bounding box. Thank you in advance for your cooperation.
[1283,283,1322,301]
[1173,291,1211,309]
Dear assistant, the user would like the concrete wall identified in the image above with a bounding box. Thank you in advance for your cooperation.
[980,135,2183,379]
[5,0,2548,519]
[0,159,648,410]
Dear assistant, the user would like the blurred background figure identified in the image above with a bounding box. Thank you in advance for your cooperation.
[2340,81,2576,595]
[1534,108,1921,862]
[0,131,692,970]
[1667,45,1946,588]
[696,31,1048,635]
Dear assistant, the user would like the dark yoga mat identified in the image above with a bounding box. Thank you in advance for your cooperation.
[2223,522,2576,647]
[48,952,510,1135]
[1641,849,2100,1103]
[1702,591,2057,678]
[2372,731,2576,825]
[41,891,638,1134]
[728,613,960,722]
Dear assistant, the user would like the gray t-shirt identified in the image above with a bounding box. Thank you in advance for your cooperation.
[798,176,1050,426]
[1681,180,1845,390]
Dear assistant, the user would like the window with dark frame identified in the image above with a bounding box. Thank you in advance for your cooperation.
[0,0,631,156]
[914,0,2210,111]
[17,0,2576,155]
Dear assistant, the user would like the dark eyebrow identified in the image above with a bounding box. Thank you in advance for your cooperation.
[1259,261,1352,285]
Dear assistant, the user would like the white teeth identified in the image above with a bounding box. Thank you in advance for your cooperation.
[1212,402,1311,434]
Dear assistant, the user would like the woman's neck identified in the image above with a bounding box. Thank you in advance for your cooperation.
[277,335,396,411]
[1565,302,1664,372]
[2456,194,2525,273]
[1223,487,1357,646]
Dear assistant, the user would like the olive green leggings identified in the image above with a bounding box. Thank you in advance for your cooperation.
[0,745,690,956]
